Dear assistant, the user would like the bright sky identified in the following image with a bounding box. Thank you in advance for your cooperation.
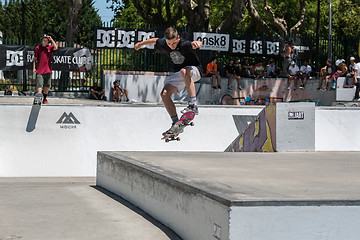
[0,0,114,23]
[94,1,114,23]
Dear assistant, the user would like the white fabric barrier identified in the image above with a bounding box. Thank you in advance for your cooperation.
[103,70,187,102]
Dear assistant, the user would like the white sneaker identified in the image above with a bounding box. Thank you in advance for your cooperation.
[181,104,199,115]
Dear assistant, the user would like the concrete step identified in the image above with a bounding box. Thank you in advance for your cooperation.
[97,151,360,240]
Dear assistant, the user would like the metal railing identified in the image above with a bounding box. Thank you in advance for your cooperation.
[1,23,359,93]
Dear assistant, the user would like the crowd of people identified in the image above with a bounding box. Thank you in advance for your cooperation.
[206,54,360,100]
[206,56,312,91]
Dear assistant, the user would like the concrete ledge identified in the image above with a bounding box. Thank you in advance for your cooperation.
[96,151,360,240]
[96,151,231,240]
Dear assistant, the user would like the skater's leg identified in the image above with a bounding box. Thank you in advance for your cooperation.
[123,88,129,101]
[216,73,221,86]
[180,68,196,97]
[36,74,44,94]
[161,84,179,121]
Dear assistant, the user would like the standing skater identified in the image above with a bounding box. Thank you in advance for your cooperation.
[134,27,203,134]
[33,34,58,104]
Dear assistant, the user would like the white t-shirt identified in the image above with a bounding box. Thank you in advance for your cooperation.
[300,65,312,74]
[354,63,360,79]
[288,65,299,76]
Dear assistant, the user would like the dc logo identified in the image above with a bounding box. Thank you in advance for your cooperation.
[250,40,263,54]
[6,50,24,66]
[117,30,136,48]
[266,41,279,55]
[96,29,116,48]
[232,39,246,54]
[138,31,155,49]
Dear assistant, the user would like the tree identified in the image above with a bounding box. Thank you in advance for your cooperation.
[245,0,306,35]
[0,0,101,44]
[109,0,183,26]
[76,0,102,46]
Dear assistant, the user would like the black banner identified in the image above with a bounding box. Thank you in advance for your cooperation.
[0,45,92,71]
[95,27,312,59]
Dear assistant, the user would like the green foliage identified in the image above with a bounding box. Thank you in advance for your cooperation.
[0,0,101,45]
[108,0,360,37]
[76,0,102,45]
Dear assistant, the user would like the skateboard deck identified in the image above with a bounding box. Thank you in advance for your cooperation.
[161,111,196,142]
[33,93,43,106]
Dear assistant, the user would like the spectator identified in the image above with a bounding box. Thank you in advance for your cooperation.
[33,34,58,104]
[90,82,105,100]
[345,56,356,88]
[254,60,265,79]
[111,81,129,102]
[282,40,292,76]
[331,59,348,89]
[240,59,254,78]
[228,59,242,90]
[318,59,336,91]
[265,58,280,78]
[299,60,312,89]
[353,60,360,101]
[225,59,236,90]
[206,57,221,89]
[287,61,300,91]
[290,41,298,63]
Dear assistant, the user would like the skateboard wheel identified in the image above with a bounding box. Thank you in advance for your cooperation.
[165,139,170,143]
[190,122,194,126]
[176,137,180,141]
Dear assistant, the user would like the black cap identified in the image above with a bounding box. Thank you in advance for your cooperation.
[40,34,48,40]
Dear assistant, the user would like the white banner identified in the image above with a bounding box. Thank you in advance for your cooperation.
[193,32,230,52]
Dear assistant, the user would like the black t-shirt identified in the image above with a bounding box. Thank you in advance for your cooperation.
[325,65,335,76]
[225,64,235,74]
[155,38,202,74]
[91,86,103,92]
[235,66,241,76]
[349,64,356,73]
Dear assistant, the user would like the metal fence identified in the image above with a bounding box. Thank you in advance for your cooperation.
[0,39,93,93]
[1,23,359,92]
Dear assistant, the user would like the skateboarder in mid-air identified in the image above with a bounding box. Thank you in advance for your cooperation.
[33,34,58,104]
[134,27,203,135]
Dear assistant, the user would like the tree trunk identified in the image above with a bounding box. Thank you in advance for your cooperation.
[59,0,82,91]
[215,0,246,32]
[289,0,306,33]
[64,0,82,43]
[178,0,210,31]
[264,0,287,35]
[246,0,273,34]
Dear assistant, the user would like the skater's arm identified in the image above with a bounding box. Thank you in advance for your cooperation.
[355,69,358,84]
[134,38,158,51]
[48,36,58,51]
[191,41,202,49]
[33,57,37,74]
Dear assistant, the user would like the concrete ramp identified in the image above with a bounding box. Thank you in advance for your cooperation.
[0,98,262,177]
[226,102,315,152]
[97,151,360,240]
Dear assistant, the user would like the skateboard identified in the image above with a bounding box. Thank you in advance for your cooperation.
[33,93,43,106]
[161,111,195,142]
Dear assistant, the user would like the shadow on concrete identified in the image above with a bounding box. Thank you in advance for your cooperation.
[26,105,41,132]
[91,186,182,240]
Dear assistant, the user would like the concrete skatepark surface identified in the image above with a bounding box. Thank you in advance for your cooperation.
[0,178,180,240]
[2,95,360,239]
[97,151,360,240]
[98,151,360,204]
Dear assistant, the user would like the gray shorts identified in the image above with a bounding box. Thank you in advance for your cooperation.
[165,66,201,92]
[36,73,52,88]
